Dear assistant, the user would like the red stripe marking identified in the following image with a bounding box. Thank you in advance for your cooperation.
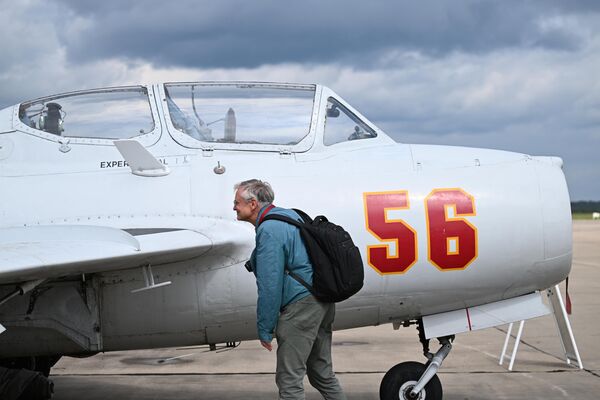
[465,308,472,331]
[566,276,572,315]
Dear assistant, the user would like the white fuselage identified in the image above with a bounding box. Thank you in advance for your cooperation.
[0,84,572,357]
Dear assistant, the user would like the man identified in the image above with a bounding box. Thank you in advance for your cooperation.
[233,179,346,400]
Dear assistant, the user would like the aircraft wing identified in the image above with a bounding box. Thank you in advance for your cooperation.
[0,218,252,285]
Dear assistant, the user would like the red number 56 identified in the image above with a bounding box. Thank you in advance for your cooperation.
[364,189,477,275]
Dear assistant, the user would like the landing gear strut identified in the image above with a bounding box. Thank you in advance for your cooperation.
[380,321,454,400]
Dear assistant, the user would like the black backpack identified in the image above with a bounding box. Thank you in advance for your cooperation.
[261,209,364,303]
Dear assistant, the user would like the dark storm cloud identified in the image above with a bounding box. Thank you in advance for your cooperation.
[53,0,595,69]
[1,0,598,199]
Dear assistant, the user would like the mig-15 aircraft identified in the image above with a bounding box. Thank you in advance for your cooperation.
[0,82,572,399]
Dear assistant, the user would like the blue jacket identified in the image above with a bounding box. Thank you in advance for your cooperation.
[251,205,313,342]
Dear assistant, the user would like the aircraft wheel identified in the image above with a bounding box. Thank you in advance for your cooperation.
[35,356,62,377]
[0,356,36,370]
[0,355,61,377]
[380,361,442,400]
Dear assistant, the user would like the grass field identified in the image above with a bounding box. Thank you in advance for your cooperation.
[572,212,599,220]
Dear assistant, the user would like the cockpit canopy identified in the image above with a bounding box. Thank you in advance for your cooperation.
[13,82,381,150]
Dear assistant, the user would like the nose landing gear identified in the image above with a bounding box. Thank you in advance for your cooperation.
[380,361,442,400]
[380,321,454,400]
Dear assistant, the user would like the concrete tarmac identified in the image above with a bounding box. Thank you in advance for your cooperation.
[50,220,600,399]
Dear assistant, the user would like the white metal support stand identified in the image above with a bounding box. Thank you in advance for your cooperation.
[499,320,525,371]
[546,285,583,369]
[499,283,583,370]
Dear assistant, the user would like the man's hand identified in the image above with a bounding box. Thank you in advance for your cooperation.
[260,340,273,351]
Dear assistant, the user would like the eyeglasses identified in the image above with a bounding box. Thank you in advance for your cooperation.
[233,198,257,206]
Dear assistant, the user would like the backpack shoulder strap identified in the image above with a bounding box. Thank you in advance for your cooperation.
[291,208,313,224]
[260,212,315,296]
[284,267,314,295]
[261,213,304,228]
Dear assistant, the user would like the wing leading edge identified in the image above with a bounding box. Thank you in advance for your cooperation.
[0,219,253,285]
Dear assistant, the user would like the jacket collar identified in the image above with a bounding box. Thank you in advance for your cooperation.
[255,204,275,229]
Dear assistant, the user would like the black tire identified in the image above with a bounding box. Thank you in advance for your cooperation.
[0,356,36,370]
[35,356,62,377]
[380,361,443,400]
[16,372,54,400]
[0,356,61,377]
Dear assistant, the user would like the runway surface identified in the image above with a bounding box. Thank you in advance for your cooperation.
[50,220,600,399]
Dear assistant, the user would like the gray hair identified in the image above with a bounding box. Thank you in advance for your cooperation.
[234,179,275,207]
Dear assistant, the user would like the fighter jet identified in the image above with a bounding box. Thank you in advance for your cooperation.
[0,82,572,399]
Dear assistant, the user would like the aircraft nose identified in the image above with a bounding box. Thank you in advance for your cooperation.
[534,156,572,282]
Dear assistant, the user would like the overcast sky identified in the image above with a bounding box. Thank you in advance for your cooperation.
[1,0,598,200]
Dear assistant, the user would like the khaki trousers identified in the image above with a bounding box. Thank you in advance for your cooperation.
[275,296,346,400]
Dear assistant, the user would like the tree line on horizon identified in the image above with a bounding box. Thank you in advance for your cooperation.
[571,201,600,213]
